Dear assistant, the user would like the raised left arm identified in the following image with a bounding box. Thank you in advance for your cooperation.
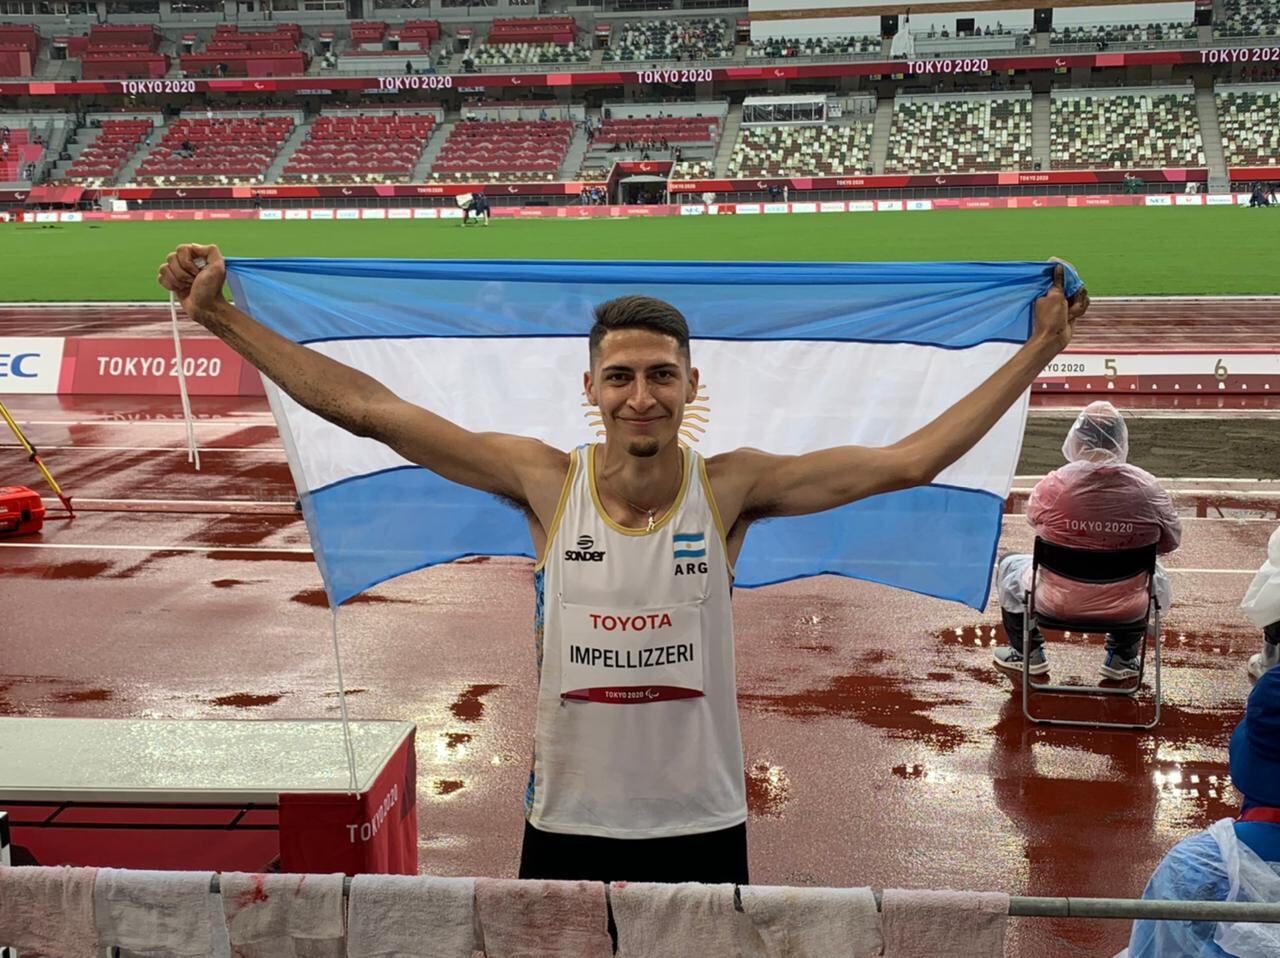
[721,263,1087,523]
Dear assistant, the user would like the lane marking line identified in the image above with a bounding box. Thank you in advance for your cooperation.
[0,542,313,554]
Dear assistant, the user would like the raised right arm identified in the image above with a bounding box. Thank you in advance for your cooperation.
[157,243,567,508]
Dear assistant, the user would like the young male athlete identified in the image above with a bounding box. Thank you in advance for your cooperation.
[158,245,1088,884]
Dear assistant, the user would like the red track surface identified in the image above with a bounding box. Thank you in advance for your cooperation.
[2,302,1278,957]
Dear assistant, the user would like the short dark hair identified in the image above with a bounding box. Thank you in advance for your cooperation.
[589,295,690,366]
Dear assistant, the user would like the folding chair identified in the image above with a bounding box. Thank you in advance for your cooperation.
[1022,537,1162,730]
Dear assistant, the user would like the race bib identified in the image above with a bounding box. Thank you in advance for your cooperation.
[559,600,704,704]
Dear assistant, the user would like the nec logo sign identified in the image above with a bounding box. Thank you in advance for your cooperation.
[0,353,40,378]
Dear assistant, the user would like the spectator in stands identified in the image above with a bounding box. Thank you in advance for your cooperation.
[1242,527,1280,679]
[993,401,1180,679]
[1118,670,1280,957]
[1,141,8,160]
[405,60,414,74]
[0,126,8,142]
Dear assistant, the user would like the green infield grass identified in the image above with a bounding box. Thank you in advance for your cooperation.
[2,205,1277,301]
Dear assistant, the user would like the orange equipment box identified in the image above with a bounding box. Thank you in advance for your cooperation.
[0,486,44,536]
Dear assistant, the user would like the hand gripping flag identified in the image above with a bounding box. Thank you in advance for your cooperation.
[225,259,1083,611]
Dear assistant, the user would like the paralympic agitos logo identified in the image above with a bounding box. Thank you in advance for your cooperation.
[565,534,606,562]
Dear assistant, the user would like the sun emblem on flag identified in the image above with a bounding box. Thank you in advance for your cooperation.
[583,387,711,446]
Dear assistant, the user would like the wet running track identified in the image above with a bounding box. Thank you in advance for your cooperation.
[2,301,1279,957]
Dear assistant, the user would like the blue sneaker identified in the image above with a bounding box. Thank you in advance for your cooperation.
[1099,652,1141,680]
[993,645,1049,676]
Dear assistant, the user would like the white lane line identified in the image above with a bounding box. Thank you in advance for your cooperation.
[0,542,312,554]
[0,301,173,308]
[1166,568,1258,574]
[1089,296,1280,302]
[1014,476,1280,484]
[14,420,273,428]
[42,497,288,507]
[2,444,282,454]
[1001,514,1276,524]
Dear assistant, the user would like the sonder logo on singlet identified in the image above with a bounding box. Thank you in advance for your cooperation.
[673,531,709,575]
[565,533,606,563]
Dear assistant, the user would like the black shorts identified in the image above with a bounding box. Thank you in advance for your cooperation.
[517,820,749,884]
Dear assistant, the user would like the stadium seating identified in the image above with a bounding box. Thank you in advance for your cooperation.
[486,16,578,45]
[397,20,442,50]
[63,118,154,186]
[727,122,873,177]
[280,113,436,184]
[0,128,42,181]
[134,116,295,185]
[1050,22,1197,46]
[0,24,38,77]
[747,35,880,57]
[671,159,715,178]
[56,25,168,79]
[181,25,305,77]
[1215,0,1280,38]
[430,119,572,181]
[1216,88,1280,165]
[471,42,590,65]
[1050,90,1205,168]
[887,97,1033,173]
[594,115,720,148]
[350,20,389,47]
[602,18,732,61]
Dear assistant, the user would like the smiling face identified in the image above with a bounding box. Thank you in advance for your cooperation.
[585,327,699,458]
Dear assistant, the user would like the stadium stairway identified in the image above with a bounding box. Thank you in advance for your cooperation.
[1194,83,1228,189]
[712,104,741,177]
[1032,91,1051,170]
[265,120,313,183]
[51,122,97,182]
[560,121,590,180]
[36,117,71,184]
[412,118,451,180]
[115,123,162,185]
[870,94,893,175]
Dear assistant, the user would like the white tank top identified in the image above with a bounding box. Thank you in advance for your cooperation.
[525,444,747,839]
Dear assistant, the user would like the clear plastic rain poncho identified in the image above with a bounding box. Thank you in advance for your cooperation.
[1241,526,1280,629]
[1118,819,1280,957]
[1006,401,1181,621]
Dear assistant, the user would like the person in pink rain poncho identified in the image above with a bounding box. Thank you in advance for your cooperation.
[993,401,1182,680]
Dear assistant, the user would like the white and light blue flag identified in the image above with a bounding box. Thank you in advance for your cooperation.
[225,259,1082,610]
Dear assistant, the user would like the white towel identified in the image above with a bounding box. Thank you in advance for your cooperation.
[611,882,750,958]
[0,864,99,958]
[882,888,1009,957]
[95,868,230,958]
[220,872,345,958]
[347,874,476,958]
[474,878,612,958]
[739,885,882,958]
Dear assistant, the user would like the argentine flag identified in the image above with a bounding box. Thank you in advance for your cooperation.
[225,259,1082,611]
